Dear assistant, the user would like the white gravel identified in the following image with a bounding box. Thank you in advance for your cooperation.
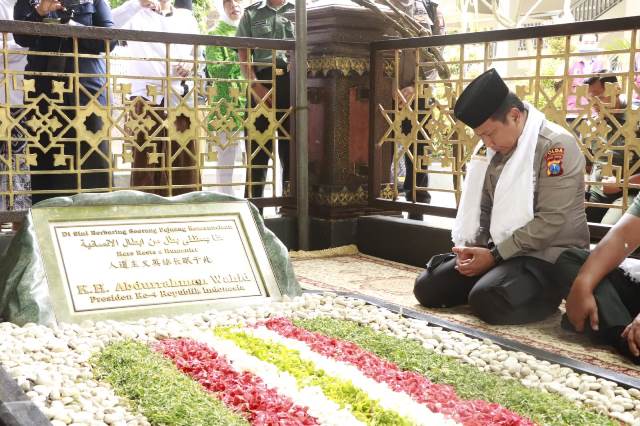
[0,292,638,425]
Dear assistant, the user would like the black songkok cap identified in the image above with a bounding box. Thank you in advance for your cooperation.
[174,0,193,10]
[454,68,509,128]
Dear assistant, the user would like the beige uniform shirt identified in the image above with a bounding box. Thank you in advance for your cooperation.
[475,120,590,263]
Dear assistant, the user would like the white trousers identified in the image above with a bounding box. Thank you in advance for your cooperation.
[214,130,245,196]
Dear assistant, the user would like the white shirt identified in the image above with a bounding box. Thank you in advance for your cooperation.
[112,1,200,105]
[112,1,167,101]
[164,8,200,107]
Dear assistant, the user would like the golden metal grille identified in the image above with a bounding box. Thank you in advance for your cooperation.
[0,25,293,210]
[376,28,640,224]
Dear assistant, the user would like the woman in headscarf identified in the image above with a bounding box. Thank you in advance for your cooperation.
[206,0,245,196]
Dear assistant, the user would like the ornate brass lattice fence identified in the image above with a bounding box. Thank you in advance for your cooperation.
[0,20,294,218]
[369,16,640,229]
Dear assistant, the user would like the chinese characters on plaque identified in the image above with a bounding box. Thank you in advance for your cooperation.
[30,201,281,323]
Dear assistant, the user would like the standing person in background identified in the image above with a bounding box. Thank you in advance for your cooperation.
[112,0,169,194]
[414,0,444,35]
[14,0,115,203]
[236,0,294,202]
[166,0,201,194]
[207,0,245,196]
[0,0,30,213]
[396,0,443,219]
[113,0,200,195]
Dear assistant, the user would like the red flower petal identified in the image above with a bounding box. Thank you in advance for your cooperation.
[259,317,535,426]
[154,339,319,426]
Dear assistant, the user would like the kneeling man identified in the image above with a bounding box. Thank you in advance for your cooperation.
[414,68,589,325]
[561,197,640,363]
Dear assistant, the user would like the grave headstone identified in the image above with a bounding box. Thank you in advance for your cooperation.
[0,191,301,325]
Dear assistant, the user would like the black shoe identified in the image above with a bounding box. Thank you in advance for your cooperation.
[405,191,432,204]
[408,212,423,221]
[560,313,608,345]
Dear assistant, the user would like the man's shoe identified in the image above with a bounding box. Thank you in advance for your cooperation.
[408,212,423,221]
[561,314,608,345]
[405,190,432,204]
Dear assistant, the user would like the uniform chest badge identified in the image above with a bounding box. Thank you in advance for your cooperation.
[544,147,564,176]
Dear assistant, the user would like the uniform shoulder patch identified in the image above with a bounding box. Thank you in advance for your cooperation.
[544,147,564,177]
[539,121,574,143]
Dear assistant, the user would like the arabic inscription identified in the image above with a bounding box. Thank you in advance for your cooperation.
[50,217,264,312]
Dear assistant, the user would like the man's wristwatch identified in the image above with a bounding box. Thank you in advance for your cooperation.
[489,246,503,264]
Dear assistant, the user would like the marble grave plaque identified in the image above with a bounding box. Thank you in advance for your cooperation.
[30,201,281,323]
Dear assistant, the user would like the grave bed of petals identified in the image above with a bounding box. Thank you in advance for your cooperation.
[0,292,638,426]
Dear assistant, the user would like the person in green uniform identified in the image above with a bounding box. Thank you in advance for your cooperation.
[235,0,294,199]
[207,0,246,196]
[414,69,590,325]
[559,197,640,364]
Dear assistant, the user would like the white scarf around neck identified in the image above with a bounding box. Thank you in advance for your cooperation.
[452,102,545,247]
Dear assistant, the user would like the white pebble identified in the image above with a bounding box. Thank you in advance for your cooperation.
[0,294,638,425]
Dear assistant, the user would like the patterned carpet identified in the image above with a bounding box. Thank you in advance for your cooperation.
[290,247,640,379]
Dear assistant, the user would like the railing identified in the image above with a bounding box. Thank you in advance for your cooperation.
[0,20,295,221]
[3,14,640,239]
[572,0,624,22]
[369,16,640,234]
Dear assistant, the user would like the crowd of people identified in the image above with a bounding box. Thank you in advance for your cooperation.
[0,0,294,207]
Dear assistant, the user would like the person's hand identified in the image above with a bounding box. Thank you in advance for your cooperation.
[454,246,473,266]
[35,0,63,16]
[175,62,193,78]
[398,86,414,109]
[452,246,494,277]
[602,175,621,195]
[565,282,599,332]
[251,82,271,107]
[622,314,640,357]
[139,0,158,10]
